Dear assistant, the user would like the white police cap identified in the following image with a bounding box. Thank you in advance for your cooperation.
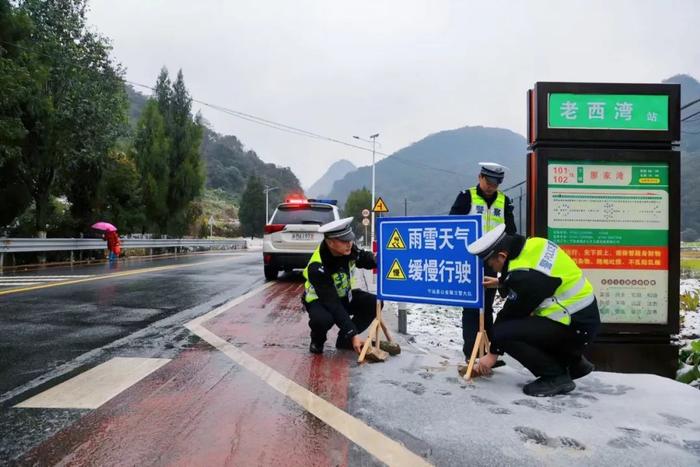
[479,162,507,184]
[319,217,355,241]
[467,224,507,260]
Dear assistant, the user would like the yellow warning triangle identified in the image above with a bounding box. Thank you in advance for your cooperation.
[372,197,389,213]
[386,228,406,250]
[386,259,407,280]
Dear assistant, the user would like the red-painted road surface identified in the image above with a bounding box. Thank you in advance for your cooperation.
[19,281,358,466]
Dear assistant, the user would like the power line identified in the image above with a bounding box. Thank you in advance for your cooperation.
[682,98,700,111]
[682,109,700,122]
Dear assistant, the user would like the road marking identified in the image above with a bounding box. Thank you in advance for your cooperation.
[0,257,240,297]
[0,275,96,288]
[14,357,170,409]
[185,284,432,467]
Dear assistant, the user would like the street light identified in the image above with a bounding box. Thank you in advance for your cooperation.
[263,186,278,224]
[353,133,380,247]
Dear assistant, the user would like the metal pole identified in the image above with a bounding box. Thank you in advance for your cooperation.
[265,190,269,224]
[398,301,407,334]
[370,135,377,245]
[518,186,523,234]
[404,198,407,216]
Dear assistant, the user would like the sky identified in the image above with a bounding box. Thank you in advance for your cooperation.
[87,0,700,188]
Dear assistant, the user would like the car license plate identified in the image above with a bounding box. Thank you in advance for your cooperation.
[292,233,314,241]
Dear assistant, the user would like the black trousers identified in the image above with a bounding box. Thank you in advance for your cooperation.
[462,287,497,358]
[304,289,377,347]
[492,315,596,377]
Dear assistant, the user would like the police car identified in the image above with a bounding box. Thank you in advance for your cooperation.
[262,198,340,280]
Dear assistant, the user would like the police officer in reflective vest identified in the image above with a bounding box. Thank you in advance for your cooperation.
[302,217,379,354]
[467,224,601,396]
[450,162,516,362]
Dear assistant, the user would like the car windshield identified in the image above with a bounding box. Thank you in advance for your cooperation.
[271,205,335,225]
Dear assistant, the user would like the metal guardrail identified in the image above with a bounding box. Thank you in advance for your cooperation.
[0,237,247,254]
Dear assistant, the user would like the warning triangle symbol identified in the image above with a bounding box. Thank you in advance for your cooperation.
[386,259,407,280]
[372,197,389,213]
[386,228,406,250]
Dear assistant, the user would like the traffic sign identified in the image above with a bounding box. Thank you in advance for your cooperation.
[361,218,370,226]
[377,215,483,307]
[361,209,370,218]
[372,197,389,213]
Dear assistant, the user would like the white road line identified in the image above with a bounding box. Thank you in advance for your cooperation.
[14,357,170,409]
[0,283,41,287]
[185,283,432,467]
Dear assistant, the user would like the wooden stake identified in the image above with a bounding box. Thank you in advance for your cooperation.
[463,308,488,381]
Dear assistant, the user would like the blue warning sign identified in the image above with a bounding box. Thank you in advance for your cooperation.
[376,216,483,307]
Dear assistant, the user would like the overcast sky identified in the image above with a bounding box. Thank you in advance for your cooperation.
[87,0,700,187]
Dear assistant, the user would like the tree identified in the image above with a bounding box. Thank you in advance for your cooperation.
[3,0,127,235]
[0,0,33,228]
[96,150,144,233]
[343,187,372,240]
[239,175,265,237]
[134,99,170,233]
[153,68,204,235]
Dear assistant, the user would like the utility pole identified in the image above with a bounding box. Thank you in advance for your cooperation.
[353,133,380,244]
[263,186,278,224]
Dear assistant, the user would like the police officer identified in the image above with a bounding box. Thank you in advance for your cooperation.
[450,162,516,362]
[468,224,600,397]
[302,217,379,354]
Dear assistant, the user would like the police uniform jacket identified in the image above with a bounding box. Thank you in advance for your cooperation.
[449,185,517,235]
[304,241,377,337]
[491,235,601,353]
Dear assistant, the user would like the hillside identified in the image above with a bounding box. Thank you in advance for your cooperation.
[125,85,303,207]
[306,159,356,198]
[328,126,528,216]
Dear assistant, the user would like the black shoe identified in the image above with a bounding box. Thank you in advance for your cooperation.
[493,360,506,369]
[569,356,594,380]
[309,341,324,354]
[523,374,575,397]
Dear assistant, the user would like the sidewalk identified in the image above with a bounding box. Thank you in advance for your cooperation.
[353,269,700,466]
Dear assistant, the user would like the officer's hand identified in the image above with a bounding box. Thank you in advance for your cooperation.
[351,335,364,354]
[483,276,500,288]
[473,352,497,376]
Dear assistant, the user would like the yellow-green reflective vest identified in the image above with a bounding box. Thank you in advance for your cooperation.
[468,187,506,233]
[303,245,357,303]
[508,238,595,325]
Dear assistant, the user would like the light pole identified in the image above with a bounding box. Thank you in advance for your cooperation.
[263,186,278,224]
[353,133,380,245]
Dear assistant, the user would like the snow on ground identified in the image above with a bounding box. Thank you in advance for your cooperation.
[679,279,700,344]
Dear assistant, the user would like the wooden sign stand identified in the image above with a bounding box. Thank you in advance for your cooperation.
[358,301,395,363]
[463,309,490,380]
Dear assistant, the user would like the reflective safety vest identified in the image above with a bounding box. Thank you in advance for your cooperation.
[303,245,357,303]
[508,238,595,325]
[468,187,506,233]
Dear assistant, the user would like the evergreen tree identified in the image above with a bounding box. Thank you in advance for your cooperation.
[134,100,170,233]
[96,150,144,233]
[239,175,265,238]
[343,187,372,239]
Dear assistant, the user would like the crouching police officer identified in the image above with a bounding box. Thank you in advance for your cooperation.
[467,224,600,397]
[302,217,379,355]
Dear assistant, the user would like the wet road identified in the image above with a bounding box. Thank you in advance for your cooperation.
[0,252,264,401]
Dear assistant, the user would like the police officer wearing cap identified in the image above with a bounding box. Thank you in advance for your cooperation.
[302,217,379,354]
[450,162,516,362]
[467,224,601,397]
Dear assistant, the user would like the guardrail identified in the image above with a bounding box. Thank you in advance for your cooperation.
[0,237,247,269]
[0,237,247,253]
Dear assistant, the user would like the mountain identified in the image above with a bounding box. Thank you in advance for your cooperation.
[201,127,302,205]
[125,85,303,205]
[306,159,356,198]
[328,126,528,217]
[666,74,700,239]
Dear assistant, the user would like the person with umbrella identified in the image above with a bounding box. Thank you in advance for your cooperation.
[92,222,121,261]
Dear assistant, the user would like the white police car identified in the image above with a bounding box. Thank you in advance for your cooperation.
[262,198,340,280]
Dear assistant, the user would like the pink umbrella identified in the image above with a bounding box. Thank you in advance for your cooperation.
[91,221,117,232]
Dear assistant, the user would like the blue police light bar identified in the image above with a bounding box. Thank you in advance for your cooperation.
[308,199,337,205]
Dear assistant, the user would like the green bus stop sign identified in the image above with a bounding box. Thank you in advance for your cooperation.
[548,93,669,131]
